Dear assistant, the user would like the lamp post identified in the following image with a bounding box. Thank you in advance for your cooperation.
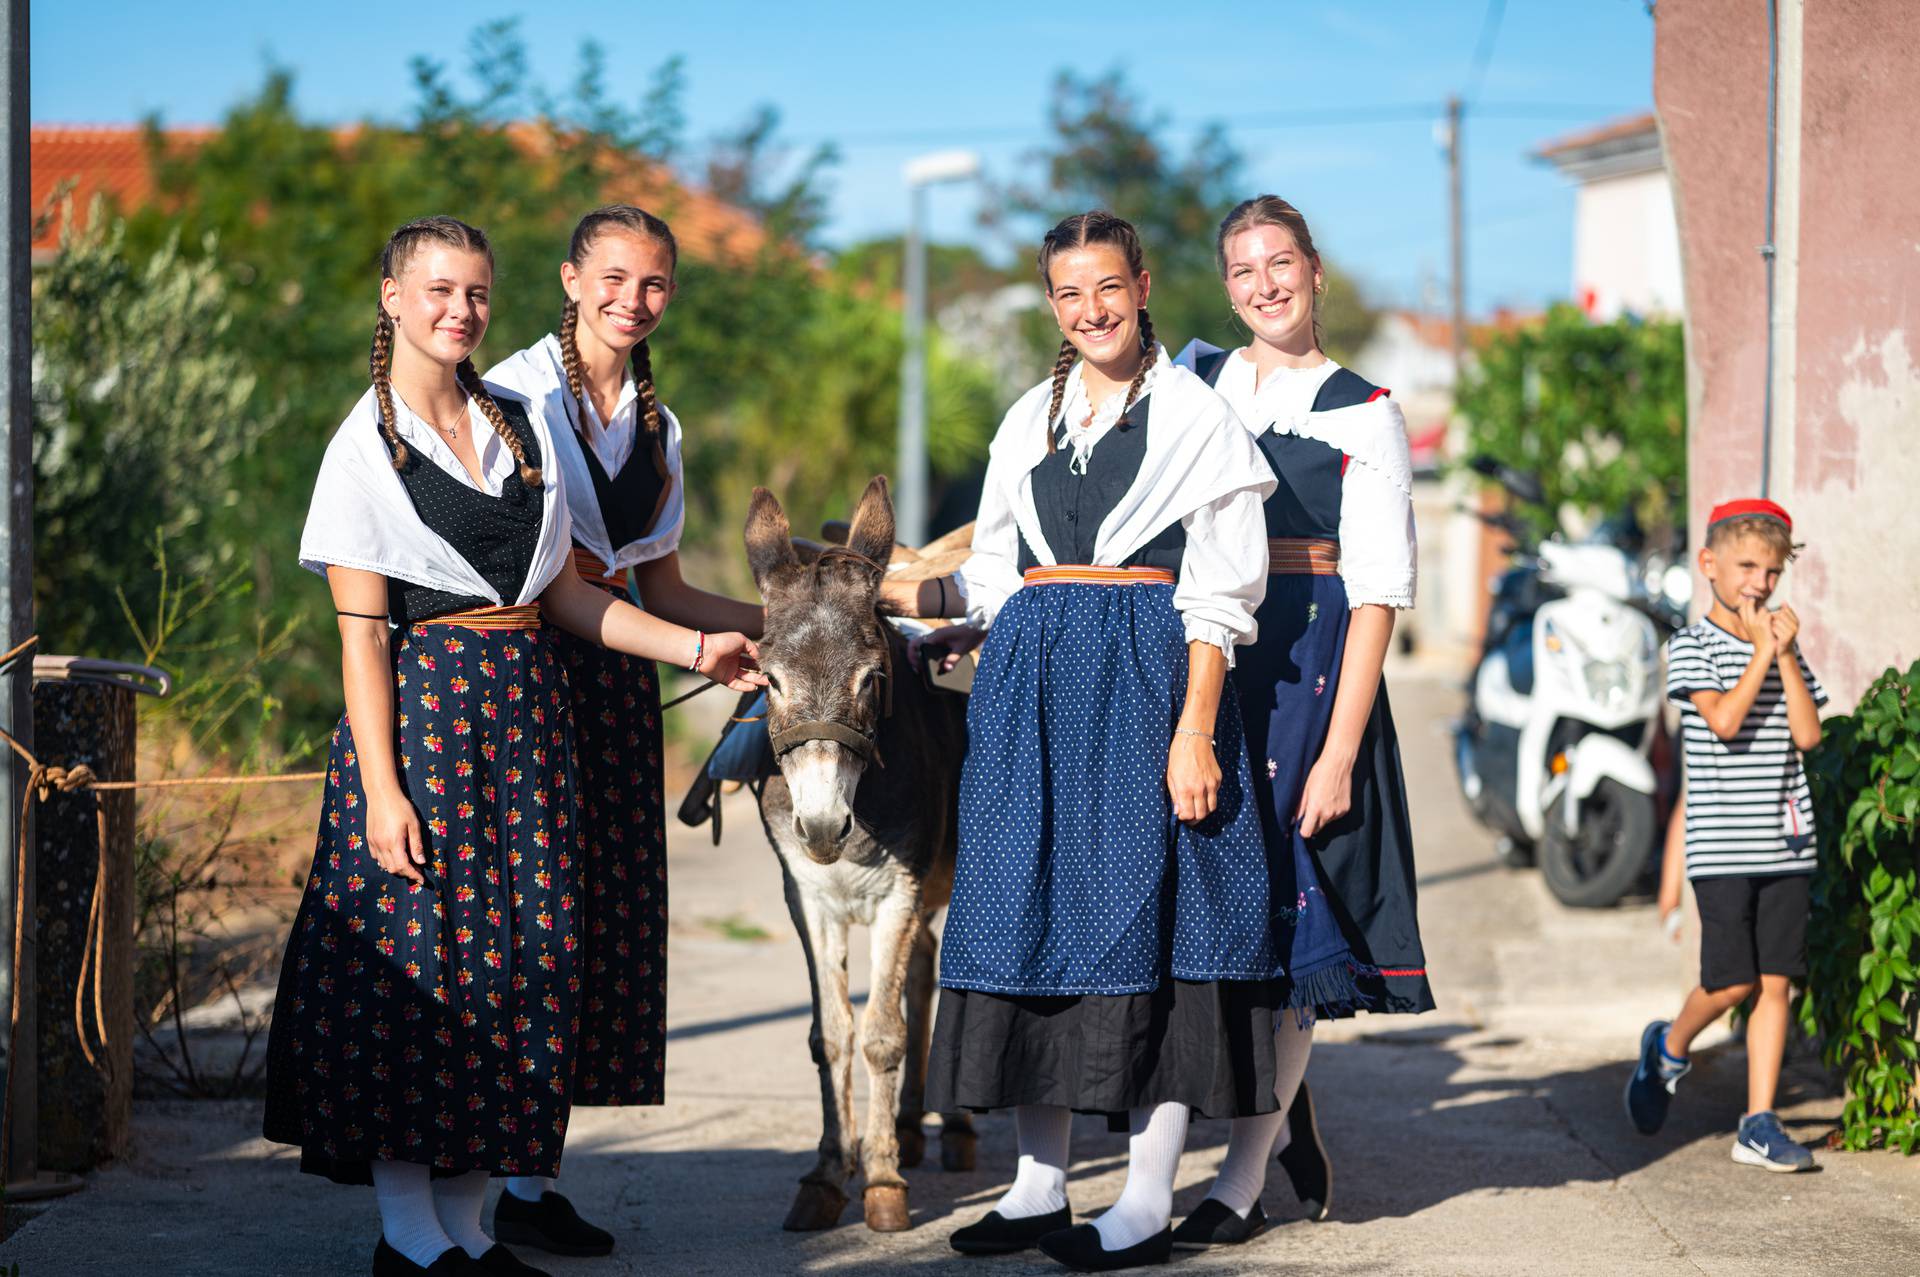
[897,149,980,547]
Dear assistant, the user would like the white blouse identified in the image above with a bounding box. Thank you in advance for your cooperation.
[1212,350,1418,610]
[486,334,687,573]
[956,348,1275,665]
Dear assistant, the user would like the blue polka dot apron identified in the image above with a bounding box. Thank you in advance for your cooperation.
[939,565,1289,996]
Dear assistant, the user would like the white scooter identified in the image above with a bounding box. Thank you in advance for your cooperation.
[1453,461,1662,908]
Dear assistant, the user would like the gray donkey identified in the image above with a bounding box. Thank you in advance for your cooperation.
[743,475,975,1233]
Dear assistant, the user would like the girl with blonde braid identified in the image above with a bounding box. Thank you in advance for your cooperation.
[264,216,761,1277]
[484,205,763,1256]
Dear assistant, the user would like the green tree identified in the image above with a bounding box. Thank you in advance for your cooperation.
[1454,305,1687,540]
[1005,69,1376,363]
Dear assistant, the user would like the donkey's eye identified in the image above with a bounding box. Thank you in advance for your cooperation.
[765,672,784,696]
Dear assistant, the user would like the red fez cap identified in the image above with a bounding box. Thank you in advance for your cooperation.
[1707,498,1792,533]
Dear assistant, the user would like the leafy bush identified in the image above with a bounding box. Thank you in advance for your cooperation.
[1798,660,1920,1153]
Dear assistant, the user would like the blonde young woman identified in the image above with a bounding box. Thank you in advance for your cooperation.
[263,216,760,1277]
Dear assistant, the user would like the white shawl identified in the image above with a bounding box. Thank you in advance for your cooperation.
[298,382,575,607]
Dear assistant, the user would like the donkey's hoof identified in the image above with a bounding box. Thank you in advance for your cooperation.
[897,1122,928,1169]
[783,1182,850,1232]
[864,1184,912,1232]
[940,1128,978,1172]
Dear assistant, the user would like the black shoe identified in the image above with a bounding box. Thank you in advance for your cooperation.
[1169,1198,1268,1249]
[492,1189,615,1257]
[475,1244,551,1276]
[1277,1080,1333,1221]
[949,1205,1074,1255]
[1037,1223,1173,1271]
[372,1238,483,1275]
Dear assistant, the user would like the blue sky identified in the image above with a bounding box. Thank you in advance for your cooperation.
[31,1,1654,315]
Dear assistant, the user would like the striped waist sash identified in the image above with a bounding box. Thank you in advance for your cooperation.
[571,547,630,592]
[420,603,543,631]
[1268,537,1340,577]
[1022,565,1177,587]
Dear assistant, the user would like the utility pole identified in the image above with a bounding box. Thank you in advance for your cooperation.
[0,0,35,1186]
[1446,95,1467,382]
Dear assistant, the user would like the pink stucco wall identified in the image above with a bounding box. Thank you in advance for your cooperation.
[1656,0,1920,711]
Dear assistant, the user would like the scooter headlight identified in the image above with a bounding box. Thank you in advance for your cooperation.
[1583,657,1634,709]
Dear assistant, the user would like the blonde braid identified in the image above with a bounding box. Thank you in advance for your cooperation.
[1121,309,1155,416]
[631,337,672,480]
[557,296,589,433]
[370,309,409,470]
[456,358,543,489]
[1043,339,1076,454]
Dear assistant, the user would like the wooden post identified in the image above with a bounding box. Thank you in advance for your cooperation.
[30,682,134,1169]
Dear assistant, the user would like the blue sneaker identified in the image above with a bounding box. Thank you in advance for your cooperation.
[1732,1111,1815,1172]
[1624,1020,1689,1134]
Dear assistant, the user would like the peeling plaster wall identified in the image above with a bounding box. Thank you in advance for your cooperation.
[1657,0,1920,710]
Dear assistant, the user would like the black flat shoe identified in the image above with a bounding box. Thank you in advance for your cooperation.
[371,1238,483,1275]
[475,1244,551,1276]
[1277,1080,1333,1221]
[949,1205,1074,1255]
[492,1190,615,1257]
[1037,1223,1172,1271]
[1170,1198,1268,1249]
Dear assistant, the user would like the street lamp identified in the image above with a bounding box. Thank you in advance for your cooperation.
[897,149,980,547]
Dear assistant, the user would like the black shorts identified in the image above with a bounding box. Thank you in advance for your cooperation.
[1692,873,1810,990]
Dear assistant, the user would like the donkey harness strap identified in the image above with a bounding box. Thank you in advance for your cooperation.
[770,719,875,760]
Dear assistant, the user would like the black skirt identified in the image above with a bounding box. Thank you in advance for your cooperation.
[926,978,1286,1124]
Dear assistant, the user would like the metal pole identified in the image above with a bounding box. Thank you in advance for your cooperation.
[897,181,929,548]
[0,0,35,1184]
[1446,95,1467,382]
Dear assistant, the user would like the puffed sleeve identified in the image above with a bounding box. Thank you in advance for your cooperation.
[953,445,1026,629]
[1337,460,1417,609]
[1173,485,1269,667]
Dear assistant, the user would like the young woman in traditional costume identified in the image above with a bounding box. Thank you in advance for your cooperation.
[884,210,1365,1272]
[1168,195,1432,1250]
[482,205,763,1257]
[263,216,760,1277]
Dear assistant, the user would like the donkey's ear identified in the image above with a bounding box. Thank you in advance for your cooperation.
[744,487,798,589]
[845,475,897,568]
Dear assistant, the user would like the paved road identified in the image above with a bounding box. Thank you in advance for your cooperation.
[4,673,1915,1275]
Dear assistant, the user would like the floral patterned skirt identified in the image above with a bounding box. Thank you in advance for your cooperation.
[553,628,668,1106]
[263,622,582,1183]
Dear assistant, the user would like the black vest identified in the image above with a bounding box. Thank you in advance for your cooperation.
[384,396,547,625]
[1016,393,1187,574]
[565,396,672,550]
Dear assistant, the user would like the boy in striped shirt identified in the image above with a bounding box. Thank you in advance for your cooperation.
[1625,499,1826,1172]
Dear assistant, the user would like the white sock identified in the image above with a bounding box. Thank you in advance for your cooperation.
[431,1169,494,1260]
[506,1175,555,1203]
[1092,1101,1188,1251]
[1208,1018,1314,1214]
[371,1160,457,1268]
[992,1104,1071,1219]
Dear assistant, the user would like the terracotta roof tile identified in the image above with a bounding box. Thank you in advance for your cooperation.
[1532,112,1658,161]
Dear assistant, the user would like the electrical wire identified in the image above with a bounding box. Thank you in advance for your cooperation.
[1463,0,1510,105]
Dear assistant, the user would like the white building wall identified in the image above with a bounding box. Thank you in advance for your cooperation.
[1573,169,1684,320]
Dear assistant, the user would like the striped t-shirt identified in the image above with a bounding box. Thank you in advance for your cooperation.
[1667,619,1828,879]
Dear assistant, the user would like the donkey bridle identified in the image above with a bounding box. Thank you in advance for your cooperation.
[767,545,896,764]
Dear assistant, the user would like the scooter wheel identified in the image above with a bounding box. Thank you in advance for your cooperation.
[1541,779,1656,908]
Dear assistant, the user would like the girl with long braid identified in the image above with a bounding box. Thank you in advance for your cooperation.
[1167,195,1431,1250]
[880,211,1356,1271]
[263,216,761,1277]
[482,204,763,1256]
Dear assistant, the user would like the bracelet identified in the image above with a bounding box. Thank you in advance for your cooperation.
[335,609,388,621]
[935,577,950,618]
[687,630,706,672]
[1174,727,1214,744]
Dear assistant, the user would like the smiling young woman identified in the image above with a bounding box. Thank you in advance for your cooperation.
[482,205,765,1259]
[878,211,1348,1271]
[262,215,762,1277]
[1168,195,1432,1251]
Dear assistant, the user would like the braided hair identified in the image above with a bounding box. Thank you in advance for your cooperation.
[1215,194,1326,352]
[1035,210,1155,452]
[371,215,541,487]
[559,204,678,482]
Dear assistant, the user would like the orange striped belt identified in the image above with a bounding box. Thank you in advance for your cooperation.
[1022,566,1177,587]
[571,547,629,592]
[420,604,542,631]
[1268,538,1340,576]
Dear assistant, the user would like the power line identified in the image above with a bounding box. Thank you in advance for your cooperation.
[1463,0,1509,105]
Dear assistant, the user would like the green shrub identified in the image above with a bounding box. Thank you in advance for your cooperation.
[1798,660,1920,1153]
